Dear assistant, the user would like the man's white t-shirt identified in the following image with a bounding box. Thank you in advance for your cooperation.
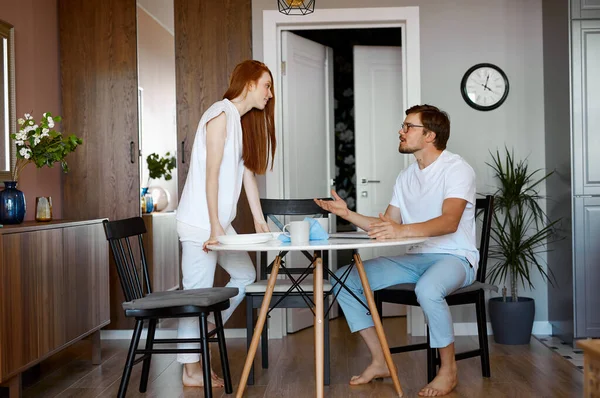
[176,99,245,232]
[389,150,479,271]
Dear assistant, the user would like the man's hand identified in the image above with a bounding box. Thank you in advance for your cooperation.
[368,213,407,240]
[254,219,270,234]
[314,189,349,218]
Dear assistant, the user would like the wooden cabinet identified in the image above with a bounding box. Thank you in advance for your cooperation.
[58,0,140,330]
[142,212,180,292]
[174,0,254,329]
[572,0,600,19]
[58,0,256,330]
[0,219,109,393]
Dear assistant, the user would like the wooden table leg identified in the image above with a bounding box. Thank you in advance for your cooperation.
[90,330,102,365]
[353,253,404,397]
[314,256,324,398]
[236,256,281,398]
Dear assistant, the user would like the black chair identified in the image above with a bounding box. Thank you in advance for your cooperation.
[375,195,497,382]
[103,217,236,398]
[245,198,334,385]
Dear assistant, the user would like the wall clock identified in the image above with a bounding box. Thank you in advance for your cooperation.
[460,63,509,111]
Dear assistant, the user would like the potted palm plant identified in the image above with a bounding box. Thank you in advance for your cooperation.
[486,147,560,345]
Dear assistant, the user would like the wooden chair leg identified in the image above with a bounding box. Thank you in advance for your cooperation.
[139,319,156,392]
[476,292,491,377]
[215,311,233,394]
[246,296,255,386]
[261,313,269,369]
[199,313,212,398]
[118,319,144,398]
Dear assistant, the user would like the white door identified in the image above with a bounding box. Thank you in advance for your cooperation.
[281,31,337,333]
[354,45,408,316]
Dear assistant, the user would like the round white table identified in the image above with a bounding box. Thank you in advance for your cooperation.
[208,236,427,398]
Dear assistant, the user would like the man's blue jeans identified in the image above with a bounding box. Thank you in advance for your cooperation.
[333,253,475,348]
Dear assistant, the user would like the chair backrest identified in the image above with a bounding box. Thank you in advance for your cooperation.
[259,198,331,279]
[475,195,495,283]
[261,198,330,231]
[103,217,152,302]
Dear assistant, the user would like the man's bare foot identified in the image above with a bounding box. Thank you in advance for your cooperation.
[182,362,224,388]
[418,365,457,396]
[349,361,391,385]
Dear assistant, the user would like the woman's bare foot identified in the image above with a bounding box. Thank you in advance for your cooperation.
[182,362,224,388]
[349,361,391,385]
[418,365,457,396]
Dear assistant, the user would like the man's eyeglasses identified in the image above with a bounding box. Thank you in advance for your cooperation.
[401,123,425,132]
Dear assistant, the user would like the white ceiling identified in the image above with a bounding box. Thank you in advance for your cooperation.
[137,0,174,35]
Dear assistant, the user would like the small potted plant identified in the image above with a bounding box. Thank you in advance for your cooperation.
[0,112,82,224]
[486,147,561,345]
[142,152,175,212]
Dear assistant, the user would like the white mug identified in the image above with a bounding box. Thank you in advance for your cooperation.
[283,220,310,244]
[316,217,329,233]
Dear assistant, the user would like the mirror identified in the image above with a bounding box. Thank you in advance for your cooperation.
[0,19,15,181]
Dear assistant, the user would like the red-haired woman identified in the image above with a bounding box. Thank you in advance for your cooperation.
[176,60,276,387]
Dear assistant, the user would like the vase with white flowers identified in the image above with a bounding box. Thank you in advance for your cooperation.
[0,112,83,224]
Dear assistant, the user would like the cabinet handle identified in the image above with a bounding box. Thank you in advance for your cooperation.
[130,141,135,164]
[181,140,186,164]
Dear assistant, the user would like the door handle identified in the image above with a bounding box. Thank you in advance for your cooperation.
[130,141,135,164]
[361,178,380,184]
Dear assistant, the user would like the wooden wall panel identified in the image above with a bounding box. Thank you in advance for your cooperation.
[62,224,110,342]
[59,0,139,329]
[0,231,59,377]
[175,0,254,328]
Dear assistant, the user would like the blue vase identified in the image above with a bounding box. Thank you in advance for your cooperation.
[0,181,26,224]
[140,187,153,213]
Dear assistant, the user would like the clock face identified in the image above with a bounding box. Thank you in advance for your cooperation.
[461,63,509,111]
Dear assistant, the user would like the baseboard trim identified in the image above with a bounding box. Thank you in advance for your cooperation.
[101,328,247,340]
[411,321,553,336]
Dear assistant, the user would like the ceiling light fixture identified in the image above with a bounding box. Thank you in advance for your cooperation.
[278,0,315,15]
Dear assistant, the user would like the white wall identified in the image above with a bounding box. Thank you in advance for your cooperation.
[252,0,550,325]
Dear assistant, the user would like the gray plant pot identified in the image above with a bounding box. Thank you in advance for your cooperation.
[489,296,535,345]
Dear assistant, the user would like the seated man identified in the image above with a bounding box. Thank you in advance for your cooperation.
[315,104,478,397]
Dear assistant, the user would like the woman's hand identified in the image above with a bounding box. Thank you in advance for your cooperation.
[254,219,270,234]
[368,213,406,240]
[314,189,349,218]
[203,224,226,252]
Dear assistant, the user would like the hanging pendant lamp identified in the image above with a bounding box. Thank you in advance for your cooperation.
[278,0,315,15]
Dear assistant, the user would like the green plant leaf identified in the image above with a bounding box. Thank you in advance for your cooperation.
[146,152,176,183]
[486,146,563,300]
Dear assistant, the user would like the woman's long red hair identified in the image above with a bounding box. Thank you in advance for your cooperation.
[223,60,276,175]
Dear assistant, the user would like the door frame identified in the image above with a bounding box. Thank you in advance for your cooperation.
[260,7,423,339]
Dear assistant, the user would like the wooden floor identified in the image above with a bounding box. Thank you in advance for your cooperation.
[10,317,583,397]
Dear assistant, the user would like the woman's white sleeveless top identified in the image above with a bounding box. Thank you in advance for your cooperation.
[176,99,244,231]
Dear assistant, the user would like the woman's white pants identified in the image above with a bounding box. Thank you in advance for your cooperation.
[176,222,256,364]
